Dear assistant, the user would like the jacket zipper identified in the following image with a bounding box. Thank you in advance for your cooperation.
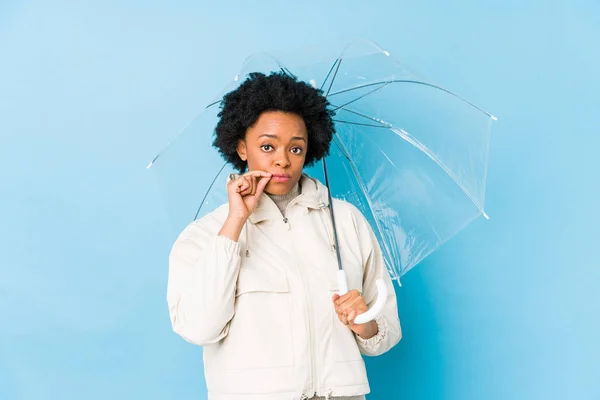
[283,204,319,398]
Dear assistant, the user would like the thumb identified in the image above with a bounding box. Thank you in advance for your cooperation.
[332,294,340,302]
[255,176,271,196]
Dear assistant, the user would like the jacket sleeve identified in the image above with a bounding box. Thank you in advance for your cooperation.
[353,211,402,356]
[166,216,242,346]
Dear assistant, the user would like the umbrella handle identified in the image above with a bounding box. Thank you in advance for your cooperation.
[336,270,387,325]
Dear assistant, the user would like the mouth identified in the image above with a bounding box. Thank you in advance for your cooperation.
[271,173,291,183]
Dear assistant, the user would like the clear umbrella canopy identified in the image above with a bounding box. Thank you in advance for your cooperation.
[148,40,496,282]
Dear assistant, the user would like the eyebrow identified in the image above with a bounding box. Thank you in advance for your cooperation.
[258,134,306,142]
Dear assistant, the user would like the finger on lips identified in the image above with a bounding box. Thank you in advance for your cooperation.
[245,170,272,179]
[238,171,272,196]
[256,177,270,193]
[238,176,254,195]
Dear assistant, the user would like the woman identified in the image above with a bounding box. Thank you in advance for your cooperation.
[167,72,401,399]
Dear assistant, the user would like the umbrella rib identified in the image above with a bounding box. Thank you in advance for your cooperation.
[339,108,486,215]
[147,102,220,169]
[331,81,391,112]
[325,59,343,97]
[281,67,297,79]
[320,59,341,92]
[328,79,496,120]
[331,135,398,274]
[194,162,229,221]
[333,119,388,128]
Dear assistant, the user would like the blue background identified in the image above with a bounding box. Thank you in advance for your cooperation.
[1,1,599,399]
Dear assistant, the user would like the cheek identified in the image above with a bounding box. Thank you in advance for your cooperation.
[297,154,307,167]
[246,151,268,168]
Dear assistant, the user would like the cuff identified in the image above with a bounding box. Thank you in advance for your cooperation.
[215,234,241,254]
[355,315,387,347]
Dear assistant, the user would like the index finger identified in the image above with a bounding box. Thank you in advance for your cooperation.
[334,292,353,306]
[244,170,272,178]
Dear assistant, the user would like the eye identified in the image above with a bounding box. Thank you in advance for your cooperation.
[260,144,274,152]
[291,147,304,155]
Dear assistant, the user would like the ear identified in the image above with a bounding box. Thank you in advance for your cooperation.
[236,140,247,161]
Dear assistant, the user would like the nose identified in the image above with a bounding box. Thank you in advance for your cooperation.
[274,149,291,168]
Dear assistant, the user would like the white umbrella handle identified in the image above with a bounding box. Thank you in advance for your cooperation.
[337,270,387,324]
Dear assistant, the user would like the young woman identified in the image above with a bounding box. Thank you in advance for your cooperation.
[167,72,401,399]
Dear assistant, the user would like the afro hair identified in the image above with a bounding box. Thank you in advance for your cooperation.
[213,71,336,173]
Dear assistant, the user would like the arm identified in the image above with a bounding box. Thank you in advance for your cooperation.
[167,172,270,346]
[354,213,402,356]
[166,216,243,346]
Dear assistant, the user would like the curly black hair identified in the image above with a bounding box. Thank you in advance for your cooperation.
[213,72,336,173]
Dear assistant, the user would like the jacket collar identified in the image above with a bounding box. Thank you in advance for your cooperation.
[248,174,329,224]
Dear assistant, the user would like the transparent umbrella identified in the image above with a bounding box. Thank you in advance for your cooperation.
[148,39,496,322]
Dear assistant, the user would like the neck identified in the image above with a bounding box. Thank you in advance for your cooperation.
[266,181,301,216]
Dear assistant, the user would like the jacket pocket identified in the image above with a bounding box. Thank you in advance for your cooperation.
[215,266,295,370]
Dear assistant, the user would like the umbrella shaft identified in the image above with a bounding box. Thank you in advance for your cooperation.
[323,157,344,271]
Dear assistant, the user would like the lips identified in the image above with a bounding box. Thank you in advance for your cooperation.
[271,174,291,183]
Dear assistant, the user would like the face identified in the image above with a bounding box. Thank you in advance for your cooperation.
[237,111,308,195]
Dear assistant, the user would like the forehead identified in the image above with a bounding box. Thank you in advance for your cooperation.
[246,111,307,140]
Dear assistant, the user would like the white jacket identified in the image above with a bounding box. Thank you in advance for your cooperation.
[167,175,401,399]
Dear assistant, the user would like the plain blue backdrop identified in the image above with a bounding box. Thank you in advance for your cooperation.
[1,1,599,399]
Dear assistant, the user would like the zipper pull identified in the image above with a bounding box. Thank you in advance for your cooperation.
[283,217,290,230]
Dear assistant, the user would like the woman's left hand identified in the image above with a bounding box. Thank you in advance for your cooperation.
[332,290,378,340]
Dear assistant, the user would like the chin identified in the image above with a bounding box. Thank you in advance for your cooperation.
[266,181,295,196]
[265,186,286,196]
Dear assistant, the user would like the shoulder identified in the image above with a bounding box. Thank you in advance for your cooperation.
[331,198,367,220]
[330,198,372,233]
[175,203,230,242]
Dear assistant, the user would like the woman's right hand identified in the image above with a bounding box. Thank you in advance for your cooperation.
[226,171,272,222]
